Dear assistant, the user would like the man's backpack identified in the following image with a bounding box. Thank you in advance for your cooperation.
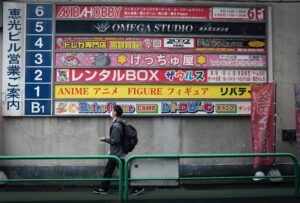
[120,123,138,153]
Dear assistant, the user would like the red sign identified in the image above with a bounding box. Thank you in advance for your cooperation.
[55,68,207,83]
[56,5,265,21]
[251,83,275,169]
[55,36,195,51]
[296,110,300,134]
[56,5,210,20]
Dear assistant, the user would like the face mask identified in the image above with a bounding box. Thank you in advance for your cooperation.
[110,111,114,118]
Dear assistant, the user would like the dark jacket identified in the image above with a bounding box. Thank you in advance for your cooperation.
[105,118,127,158]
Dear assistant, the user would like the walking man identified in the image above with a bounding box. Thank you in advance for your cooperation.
[93,105,145,196]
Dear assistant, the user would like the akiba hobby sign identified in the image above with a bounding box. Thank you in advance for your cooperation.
[56,5,266,21]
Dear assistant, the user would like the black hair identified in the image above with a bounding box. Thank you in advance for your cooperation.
[113,105,123,117]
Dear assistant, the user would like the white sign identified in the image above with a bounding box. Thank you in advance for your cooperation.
[213,7,266,21]
[2,2,25,116]
[208,70,267,83]
[164,38,194,48]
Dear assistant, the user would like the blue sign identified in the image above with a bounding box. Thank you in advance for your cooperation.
[25,68,51,82]
[25,51,52,66]
[25,84,51,99]
[26,19,52,34]
[26,35,52,50]
[27,4,53,19]
[25,100,52,115]
[25,3,53,116]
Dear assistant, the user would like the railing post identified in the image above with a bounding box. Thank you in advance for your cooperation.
[113,156,123,202]
[291,154,299,197]
[123,158,130,201]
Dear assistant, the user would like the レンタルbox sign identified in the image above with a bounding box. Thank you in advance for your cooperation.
[2,2,270,116]
[55,68,266,83]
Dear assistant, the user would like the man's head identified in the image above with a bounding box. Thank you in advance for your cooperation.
[110,105,123,118]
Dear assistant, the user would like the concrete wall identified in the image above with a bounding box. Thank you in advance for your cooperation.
[0,1,3,156]
[1,0,300,176]
[272,3,300,155]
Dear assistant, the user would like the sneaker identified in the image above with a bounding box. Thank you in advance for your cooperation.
[93,188,108,194]
[267,168,283,182]
[131,188,145,196]
[253,171,266,181]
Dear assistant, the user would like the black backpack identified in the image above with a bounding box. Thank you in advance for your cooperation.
[120,123,138,153]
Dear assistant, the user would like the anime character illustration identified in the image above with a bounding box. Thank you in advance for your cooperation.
[56,102,67,114]
[64,55,80,66]
[56,37,64,48]
[57,69,69,82]
[92,54,111,67]
[143,39,152,48]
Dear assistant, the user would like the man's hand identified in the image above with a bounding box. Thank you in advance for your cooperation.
[98,137,108,142]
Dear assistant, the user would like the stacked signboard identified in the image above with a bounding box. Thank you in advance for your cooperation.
[2,3,269,116]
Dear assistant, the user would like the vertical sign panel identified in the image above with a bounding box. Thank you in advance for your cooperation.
[2,2,25,116]
[25,4,53,116]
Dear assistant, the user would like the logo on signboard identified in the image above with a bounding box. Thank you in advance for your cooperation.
[161,102,214,114]
[94,22,110,32]
[136,104,158,113]
[248,41,265,48]
[215,104,237,113]
[164,38,194,48]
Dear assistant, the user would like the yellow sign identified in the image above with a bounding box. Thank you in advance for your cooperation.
[54,84,251,99]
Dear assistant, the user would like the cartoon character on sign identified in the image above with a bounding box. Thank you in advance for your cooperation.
[144,39,151,48]
[56,103,67,113]
[68,103,78,114]
[57,69,69,82]
[92,54,111,67]
[64,54,80,66]
[57,37,63,48]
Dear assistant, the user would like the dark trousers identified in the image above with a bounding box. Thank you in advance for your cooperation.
[100,159,142,192]
[100,158,124,190]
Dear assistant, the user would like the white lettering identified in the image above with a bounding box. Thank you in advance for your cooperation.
[57,6,123,18]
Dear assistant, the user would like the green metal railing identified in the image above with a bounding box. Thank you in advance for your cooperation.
[0,155,123,201]
[0,153,298,202]
[124,153,299,201]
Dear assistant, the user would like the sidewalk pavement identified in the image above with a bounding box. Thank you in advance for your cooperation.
[0,185,299,203]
